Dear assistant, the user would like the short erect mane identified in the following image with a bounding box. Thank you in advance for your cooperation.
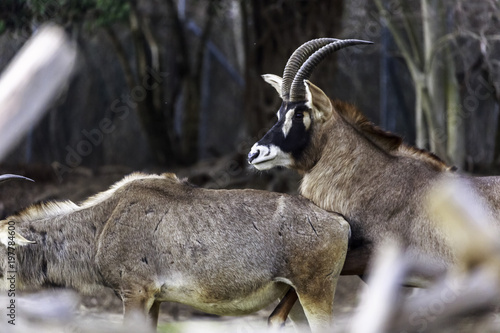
[11,201,79,223]
[79,172,172,209]
[7,172,180,223]
[331,99,453,172]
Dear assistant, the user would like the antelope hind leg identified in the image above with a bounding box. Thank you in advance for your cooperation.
[294,275,339,332]
[287,300,309,331]
[123,294,158,331]
[268,288,299,328]
[148,301,161,328]
[295,294,334,332]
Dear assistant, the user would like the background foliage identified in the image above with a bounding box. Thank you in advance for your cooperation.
[1,0,500,180]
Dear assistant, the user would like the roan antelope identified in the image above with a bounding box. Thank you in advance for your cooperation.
[0,172,349,332]
[248,38,500,306]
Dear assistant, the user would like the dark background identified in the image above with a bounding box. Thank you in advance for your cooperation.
[1,1,500,330]
[1,0,499,182]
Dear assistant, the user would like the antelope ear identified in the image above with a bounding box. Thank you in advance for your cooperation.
[305,80,333,123]
[0,220,35,247]
[262,74,283,98]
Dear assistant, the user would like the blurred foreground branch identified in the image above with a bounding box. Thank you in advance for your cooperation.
[0,24,76,161]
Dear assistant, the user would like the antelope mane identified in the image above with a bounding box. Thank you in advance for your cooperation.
[331,99,452,172]
[7,172,180,224]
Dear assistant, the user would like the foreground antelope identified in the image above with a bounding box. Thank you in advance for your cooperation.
[248,38,500,287]
[0,172,349,332]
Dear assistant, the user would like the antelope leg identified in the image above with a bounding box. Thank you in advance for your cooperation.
[268,288,299,328]
[148,301,161,329]
[123,294,157,331]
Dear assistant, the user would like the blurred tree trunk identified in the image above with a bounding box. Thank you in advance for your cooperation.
[240,0,345,138]
[422,0,463,166]
[105,2,173,165]
[376,0,464,168]
[444,45,465,169]
[105,0,218,166]
[166,0,217,165]
[421,0,446,157]
[129,3,172,165]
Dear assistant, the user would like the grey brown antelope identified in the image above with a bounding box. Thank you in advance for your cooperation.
[0,172,349,332]
[248,37,500,316]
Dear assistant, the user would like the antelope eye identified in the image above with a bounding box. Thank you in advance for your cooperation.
[294,112,304,119]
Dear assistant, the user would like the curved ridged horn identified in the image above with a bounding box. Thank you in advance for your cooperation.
[281,38,340,100]
[0,174,34,183]
[289,39,373,102]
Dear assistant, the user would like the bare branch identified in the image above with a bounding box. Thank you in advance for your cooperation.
[129,4,148,81]
[165,0,189,76]
[375,0,423,81]
[401,1,424,68]
[104,26,137,89]
[140,17,162,111]
[193,0,217,80]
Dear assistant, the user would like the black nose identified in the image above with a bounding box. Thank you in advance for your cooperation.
[248,150,260,163]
